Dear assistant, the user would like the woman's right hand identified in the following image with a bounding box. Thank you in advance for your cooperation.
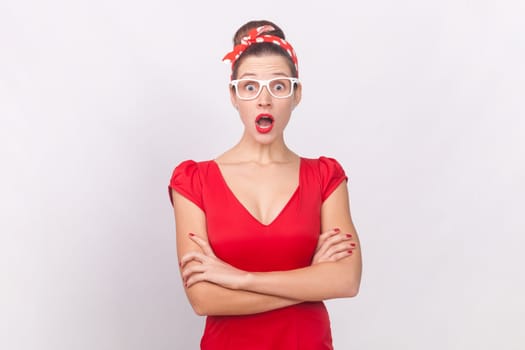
[312,228,357,264]
[180,233,249,290]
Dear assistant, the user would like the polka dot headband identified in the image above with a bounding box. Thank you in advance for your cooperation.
[222,25,299,78]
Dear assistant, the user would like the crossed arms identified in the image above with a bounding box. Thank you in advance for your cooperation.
[171,182,362,316]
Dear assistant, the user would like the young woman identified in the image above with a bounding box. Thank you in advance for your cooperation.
[169,20,362,349]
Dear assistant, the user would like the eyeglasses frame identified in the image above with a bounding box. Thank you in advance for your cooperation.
[230,77,300,100]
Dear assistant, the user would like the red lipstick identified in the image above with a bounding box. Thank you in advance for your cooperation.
[255,114,274,134]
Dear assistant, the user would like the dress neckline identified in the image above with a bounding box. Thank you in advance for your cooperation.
[211,158,303,227]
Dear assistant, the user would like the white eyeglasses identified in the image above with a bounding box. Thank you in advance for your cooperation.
[230,77,300,100]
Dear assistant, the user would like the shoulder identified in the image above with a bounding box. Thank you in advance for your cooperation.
[301,156,347,175]
[301,156,348,201]
[168,159,214,209]
[168,159,215,193]
[170,159,214,181]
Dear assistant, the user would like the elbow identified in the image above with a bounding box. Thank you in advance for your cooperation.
[339,284,359,298]
[186,282,220,316]
[190,300,214,317]
[339,261,362,298]
[345,283,360,298]
[187,286,212,316]
[347,274,362,297]
[191,304,207,316]
[337,277,361,298]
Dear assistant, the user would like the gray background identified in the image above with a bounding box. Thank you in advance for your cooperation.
[1,0,524,349]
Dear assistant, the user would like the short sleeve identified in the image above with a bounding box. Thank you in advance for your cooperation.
[319,156,348,202]
[168,160,204,210]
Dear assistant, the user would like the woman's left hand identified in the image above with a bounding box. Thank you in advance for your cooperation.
[180,233,248,289]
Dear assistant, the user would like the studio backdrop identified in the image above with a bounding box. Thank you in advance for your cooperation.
[1,0,524,349]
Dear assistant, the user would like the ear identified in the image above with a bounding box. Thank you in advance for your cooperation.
[292,83,302,109]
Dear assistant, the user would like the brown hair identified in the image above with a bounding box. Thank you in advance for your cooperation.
[230,20,298,80]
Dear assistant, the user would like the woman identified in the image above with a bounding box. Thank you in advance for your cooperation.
[169,20,362,349]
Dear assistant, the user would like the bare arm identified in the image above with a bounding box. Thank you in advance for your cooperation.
[186,279,300,316]
[182,181,362,302]
[244,181,362,300]
[172,190,301,316]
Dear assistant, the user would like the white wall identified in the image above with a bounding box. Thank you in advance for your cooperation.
[1,0,524,349]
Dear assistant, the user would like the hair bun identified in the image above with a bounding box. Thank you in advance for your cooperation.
[233,20,286,46]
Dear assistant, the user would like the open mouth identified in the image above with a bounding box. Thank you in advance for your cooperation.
[255,114,274,134]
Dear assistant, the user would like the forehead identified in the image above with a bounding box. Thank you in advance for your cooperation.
[236,54,292,79]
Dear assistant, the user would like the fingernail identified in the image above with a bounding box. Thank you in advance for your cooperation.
[189,232,195,237]
[346,234,352,238]
[348,250,353,254]
[178,261,182,267]
[351,243,356,247]
[334,228,341,233]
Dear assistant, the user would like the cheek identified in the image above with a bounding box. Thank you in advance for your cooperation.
[237,105,252,123]
[276,102,294,119]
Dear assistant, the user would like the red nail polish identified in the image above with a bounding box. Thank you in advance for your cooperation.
[351,243,356,247]
[346,234,352,238]
[334,228,341,233]
[348,250,353,254]
[189,232,195,237]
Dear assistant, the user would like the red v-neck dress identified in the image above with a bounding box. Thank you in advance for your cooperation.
[169,156,347,350]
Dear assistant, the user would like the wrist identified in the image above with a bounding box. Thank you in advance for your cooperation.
[240,271,255,290]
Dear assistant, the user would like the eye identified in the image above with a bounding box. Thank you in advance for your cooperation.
[245,84,257,92]
[270,79,291,95]
[274,83,285,91]
[240,80,259,93]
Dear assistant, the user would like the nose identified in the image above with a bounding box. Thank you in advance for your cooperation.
[257,85,272,107]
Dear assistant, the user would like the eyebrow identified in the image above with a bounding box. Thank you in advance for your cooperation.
[238,72,290,79]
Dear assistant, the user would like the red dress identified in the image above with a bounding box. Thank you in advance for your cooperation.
[169,156,347,350]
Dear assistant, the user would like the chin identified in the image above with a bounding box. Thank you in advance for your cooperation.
[247,129,281,145]
[254,133,277,144]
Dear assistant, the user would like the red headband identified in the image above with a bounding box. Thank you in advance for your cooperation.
[222,25,299,77]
